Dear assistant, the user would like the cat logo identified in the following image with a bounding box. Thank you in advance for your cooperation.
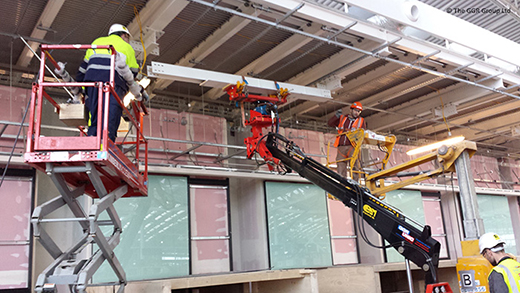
[363,204,377,219]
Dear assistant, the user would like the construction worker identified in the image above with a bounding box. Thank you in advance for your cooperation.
[76,23,144,142]
[479,232,520,293]
[327,101,366,179]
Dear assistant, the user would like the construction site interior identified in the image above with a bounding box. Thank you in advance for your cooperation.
[1,0,520,293]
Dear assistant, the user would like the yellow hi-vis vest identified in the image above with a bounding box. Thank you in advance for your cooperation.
[333,115,364,147]
[491,258,520,293]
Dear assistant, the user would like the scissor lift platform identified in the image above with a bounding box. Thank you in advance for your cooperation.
[25,44,148,293]
[25,138,146,198]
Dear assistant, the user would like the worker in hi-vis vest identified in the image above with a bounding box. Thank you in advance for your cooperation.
[76,23,145,142]
[327,101,366,179]
[479,233,520,293]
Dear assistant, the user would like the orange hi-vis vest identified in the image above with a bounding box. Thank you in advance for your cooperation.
[334,115,364,147]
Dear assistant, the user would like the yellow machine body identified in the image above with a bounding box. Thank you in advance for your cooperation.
[457,240,493,293]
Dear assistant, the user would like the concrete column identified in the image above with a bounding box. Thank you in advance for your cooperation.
[454,151,485,239]
[229,177,269,271]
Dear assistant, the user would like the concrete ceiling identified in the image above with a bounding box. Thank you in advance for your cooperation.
[2,0,520,158]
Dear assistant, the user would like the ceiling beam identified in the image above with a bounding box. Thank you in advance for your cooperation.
[254,0,520,85]
[365,78,504,131]
[333,52,419,99]
[151,3,256,93]
[361,73,442,108]
[449,111,520,141]
[345,0,520,67]
[201,22,323,100]
[127,0,189,59]
[415,97,520,136]
[16,0,66,67]
[279,49,419,119]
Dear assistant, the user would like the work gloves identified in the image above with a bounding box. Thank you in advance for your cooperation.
[128,81,148,102]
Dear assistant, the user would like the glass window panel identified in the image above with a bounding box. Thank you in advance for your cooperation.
[477,194,516,254]
[328,199,357,265]
[190,186,230,274]
[94,175,189,282]
[384,190,425,263]
[265,182,332,270]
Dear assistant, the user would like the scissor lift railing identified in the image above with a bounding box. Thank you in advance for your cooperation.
[25,44,149,293]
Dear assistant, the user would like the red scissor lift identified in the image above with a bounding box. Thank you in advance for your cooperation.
[25,44,148,293]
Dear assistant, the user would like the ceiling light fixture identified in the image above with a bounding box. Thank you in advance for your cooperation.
[406,136,465,156]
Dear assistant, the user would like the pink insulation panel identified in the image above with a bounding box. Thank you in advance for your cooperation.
[0,85,30,155]
[0,246,29,289]
[328,199,355,236]
[142,109,228,166]
[470,155,501,189]
[187,113,226,167]
[190,187,228,237]
[0,180,32,241]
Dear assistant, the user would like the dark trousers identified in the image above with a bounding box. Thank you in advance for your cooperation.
[85,85,125,142]
[336,145,361,180]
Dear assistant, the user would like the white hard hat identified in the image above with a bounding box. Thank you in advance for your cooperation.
[108,24,132,37]
[479,232,505,254]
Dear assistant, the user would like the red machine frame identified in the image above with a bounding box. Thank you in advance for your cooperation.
[225,80,289,170]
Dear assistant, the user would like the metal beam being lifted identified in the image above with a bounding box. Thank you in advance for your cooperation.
[148,62,332,102]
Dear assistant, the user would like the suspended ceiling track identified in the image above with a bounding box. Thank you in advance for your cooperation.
[190,0,520,101]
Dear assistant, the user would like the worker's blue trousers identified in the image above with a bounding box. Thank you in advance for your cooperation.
[85,85,125,142]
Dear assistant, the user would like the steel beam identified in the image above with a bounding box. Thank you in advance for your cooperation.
[416,99,520,136]
[366,78,504,131]
[127,0,188,58]
[152,3,256,93]
[148,62,332,102]
[16,0,65,67]
[250,0,520,85]
[202,22,322,100]
[345,0,520,67]
[448,111,520,141]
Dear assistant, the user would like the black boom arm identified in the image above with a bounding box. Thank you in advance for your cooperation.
[265,133,440,284]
